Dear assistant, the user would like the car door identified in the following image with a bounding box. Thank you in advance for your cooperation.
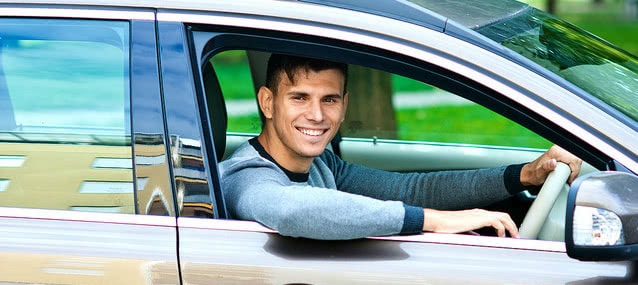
[0,6,180,284]
[159,3,630,284]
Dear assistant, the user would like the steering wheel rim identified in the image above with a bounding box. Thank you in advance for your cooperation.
[519,162,571,239]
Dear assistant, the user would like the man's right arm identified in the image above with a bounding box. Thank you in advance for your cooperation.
[221,158,411,240]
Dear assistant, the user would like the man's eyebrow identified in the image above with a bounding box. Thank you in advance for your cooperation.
[324,93,343,99]
[285,91,343,98]
[286,91,310,97]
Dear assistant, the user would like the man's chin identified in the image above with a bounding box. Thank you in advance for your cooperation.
[297,145,328,158]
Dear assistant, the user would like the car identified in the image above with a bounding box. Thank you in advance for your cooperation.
[0,0,637,283]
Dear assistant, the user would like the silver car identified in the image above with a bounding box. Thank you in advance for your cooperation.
[0,0,636,284]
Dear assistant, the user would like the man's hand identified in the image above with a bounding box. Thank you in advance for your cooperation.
[422,208,519,238]
[520,145,582,186]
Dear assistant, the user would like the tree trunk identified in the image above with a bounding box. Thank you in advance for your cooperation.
[342,66,397,139]
[547,0,557,14]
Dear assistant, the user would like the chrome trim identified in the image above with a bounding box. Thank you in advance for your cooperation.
[0,7,154,20]
[158,9,638,172]
[0,207,176,227]
[178,217,565,253]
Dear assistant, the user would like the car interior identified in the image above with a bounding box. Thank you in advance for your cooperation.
[198,47,598,241]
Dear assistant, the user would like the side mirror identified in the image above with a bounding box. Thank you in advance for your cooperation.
[566,171,638,261]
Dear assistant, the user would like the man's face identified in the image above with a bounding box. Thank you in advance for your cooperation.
[259,68,347,171]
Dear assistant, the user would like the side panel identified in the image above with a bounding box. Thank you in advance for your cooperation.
[0,209,178,284]
[177,218,626,284]
[162,6,630,284]
[0,8,179,285]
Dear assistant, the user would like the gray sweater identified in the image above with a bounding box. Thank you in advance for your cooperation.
[219,138,523,240]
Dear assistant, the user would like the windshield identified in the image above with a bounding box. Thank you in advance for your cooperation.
[476,8,638,123]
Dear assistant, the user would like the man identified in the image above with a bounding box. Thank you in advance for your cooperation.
[220,54,582,240]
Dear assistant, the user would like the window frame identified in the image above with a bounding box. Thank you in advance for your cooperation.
[189,26,609,170]
[188,26,605,242]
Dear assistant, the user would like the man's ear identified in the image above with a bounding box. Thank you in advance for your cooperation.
[341,91,349,122]
[257,86,274,119]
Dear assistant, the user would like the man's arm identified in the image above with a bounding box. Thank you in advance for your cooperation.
[222,158,411,239]
[321,150,513,210]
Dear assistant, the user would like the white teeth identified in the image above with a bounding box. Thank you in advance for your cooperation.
[300,128,324,136]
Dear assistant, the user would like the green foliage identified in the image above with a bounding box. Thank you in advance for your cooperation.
[522,0,638,55]
[561,13,638,56]
[211,50,256,100]
[396,105,552,148]
[392,74,435,92]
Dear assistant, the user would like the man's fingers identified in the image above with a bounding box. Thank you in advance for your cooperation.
[492,221,506,237]
[486,212,518,238]
[567,158,582,184]
[503,215,519,238]
[545,158,557,172]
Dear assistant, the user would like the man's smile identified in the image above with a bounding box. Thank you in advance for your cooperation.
[297,127,327,137]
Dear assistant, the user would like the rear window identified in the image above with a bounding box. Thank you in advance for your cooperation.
[0,19,134,213]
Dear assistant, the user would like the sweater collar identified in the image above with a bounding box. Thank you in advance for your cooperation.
[248,137,309,183]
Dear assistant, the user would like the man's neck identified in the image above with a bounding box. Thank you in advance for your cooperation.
[257,134,314,173]
[249,137,309,183]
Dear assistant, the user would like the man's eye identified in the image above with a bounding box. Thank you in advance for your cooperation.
[323,97,338,103]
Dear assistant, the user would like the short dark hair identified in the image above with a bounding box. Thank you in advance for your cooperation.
[265,53,348,94]
[259,54,348,125]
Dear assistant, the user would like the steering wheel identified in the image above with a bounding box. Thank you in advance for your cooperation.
[518,162,571,239]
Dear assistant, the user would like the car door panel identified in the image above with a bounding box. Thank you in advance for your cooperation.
[165,6,633,284]
[0,208,179,284]
[0,10,180,285]
[177,217,626,284]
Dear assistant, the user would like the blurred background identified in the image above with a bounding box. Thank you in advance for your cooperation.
[523,0,637,54]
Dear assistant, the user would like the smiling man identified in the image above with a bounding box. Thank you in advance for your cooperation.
[219,53,582,240]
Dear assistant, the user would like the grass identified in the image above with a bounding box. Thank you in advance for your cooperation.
[397,106,552,148]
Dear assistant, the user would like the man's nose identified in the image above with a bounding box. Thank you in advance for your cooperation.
[305,100,324,122]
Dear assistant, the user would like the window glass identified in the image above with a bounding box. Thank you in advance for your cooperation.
[212,49,551,149]
[0,19,133,213]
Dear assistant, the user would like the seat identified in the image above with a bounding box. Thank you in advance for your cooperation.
[202,63,227,162]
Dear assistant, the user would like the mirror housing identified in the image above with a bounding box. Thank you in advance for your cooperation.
[566,171,638,261]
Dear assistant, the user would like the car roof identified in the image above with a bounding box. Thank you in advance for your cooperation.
[0,0,530,31]
[296,0,530,30]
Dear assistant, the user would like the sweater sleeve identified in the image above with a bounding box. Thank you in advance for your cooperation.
[220,148,409,240]
[401,204,424,235]
[321,150,514,211]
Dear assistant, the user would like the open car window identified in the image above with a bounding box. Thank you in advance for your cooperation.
[199,44,593,242]
[211,49,551,151]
